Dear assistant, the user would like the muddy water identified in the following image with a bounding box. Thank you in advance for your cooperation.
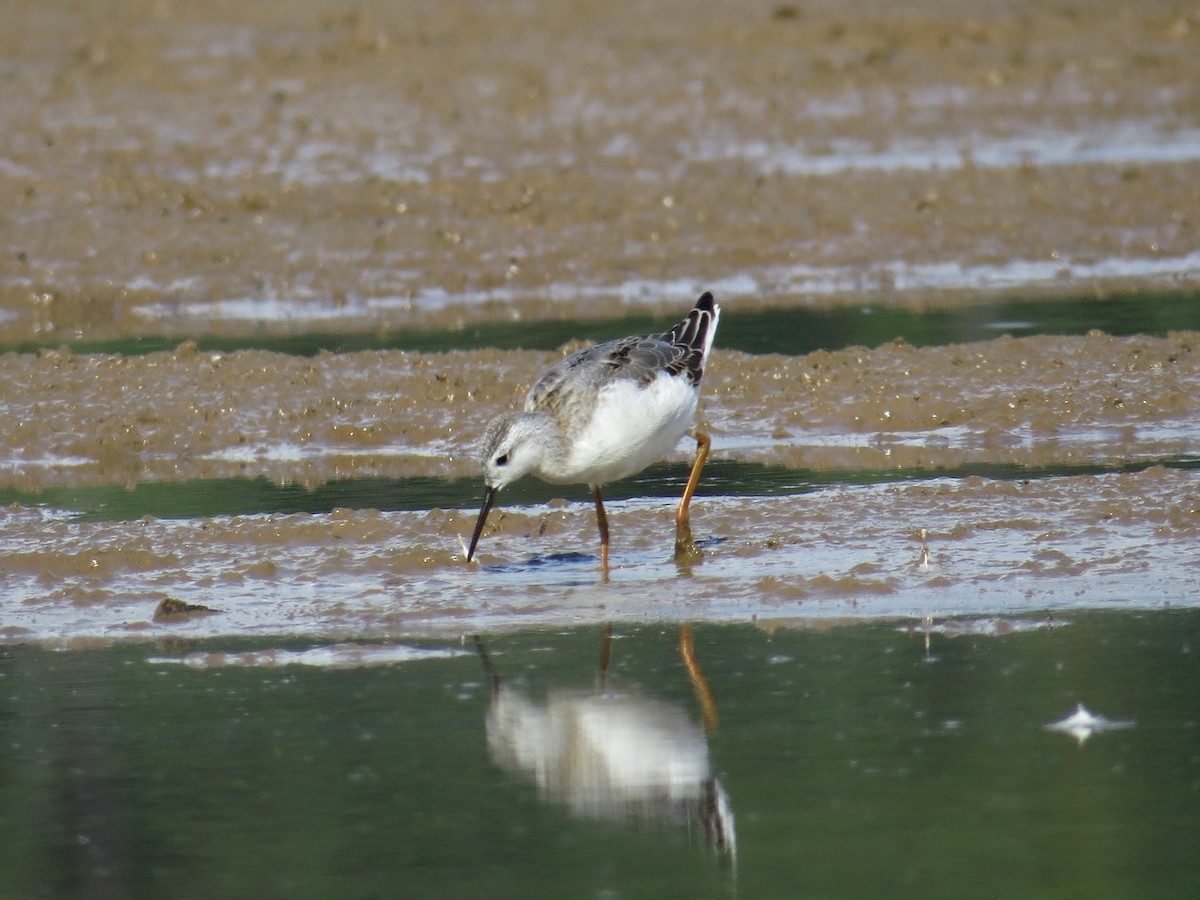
[2,0,1200,645]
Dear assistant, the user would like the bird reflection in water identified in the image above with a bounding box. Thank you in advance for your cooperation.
[474,625,735,860]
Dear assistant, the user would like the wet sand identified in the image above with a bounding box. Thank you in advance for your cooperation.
[2,0,1198,341]
[3,464,1197,644]
[3,330,1198,490]
[3,328,1197,645]
[2,0,1199,642]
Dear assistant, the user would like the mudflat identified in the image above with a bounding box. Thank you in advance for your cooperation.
[3,0,1198,339]
[1,0,1198,642]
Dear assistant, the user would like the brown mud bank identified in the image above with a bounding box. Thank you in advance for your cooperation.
[2,0,1199,342]
[2,330,1197,491]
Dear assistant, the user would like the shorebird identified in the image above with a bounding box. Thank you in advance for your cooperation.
[466,292,720,571]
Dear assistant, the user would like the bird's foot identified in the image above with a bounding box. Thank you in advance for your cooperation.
[674,525,704,563]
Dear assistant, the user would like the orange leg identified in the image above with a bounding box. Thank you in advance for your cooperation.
[674,430,711,560]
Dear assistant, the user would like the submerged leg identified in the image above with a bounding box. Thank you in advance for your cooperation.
[675,430,711,560]
[592,486,610,574]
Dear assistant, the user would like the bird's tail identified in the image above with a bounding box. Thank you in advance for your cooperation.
[663,291,721,384]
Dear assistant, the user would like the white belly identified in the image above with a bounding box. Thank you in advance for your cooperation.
[551,372,699,486]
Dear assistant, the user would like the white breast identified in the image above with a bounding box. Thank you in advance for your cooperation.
[555,372,699,486]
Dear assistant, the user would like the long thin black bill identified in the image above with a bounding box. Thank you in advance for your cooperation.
[466,487,497,562]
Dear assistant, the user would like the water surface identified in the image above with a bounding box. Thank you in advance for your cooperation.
[2,614,1196,897]
[5,288,1199,358]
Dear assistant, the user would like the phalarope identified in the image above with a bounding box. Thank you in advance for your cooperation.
[467,292,720,571]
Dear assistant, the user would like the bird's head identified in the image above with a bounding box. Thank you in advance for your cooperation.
[467,413,554,562]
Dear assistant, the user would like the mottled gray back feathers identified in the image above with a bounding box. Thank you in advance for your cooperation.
[525,292,719,427]
[660,291,718,385]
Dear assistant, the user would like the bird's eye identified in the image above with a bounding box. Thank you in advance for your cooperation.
[495,453,509,466]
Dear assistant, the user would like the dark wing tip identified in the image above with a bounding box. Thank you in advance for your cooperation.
[651,290,719,385]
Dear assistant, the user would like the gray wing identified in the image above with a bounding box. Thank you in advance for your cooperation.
[525,293,717,421]
[525,334,684,417]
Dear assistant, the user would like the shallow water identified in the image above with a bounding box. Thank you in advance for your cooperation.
[5,454,1200,524]
[5,288,1200,358]
[3,615,1197,898]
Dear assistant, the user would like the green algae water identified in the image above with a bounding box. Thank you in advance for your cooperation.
[2,612,1197,898]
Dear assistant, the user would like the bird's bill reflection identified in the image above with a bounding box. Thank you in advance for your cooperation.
[467,487,497,562]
